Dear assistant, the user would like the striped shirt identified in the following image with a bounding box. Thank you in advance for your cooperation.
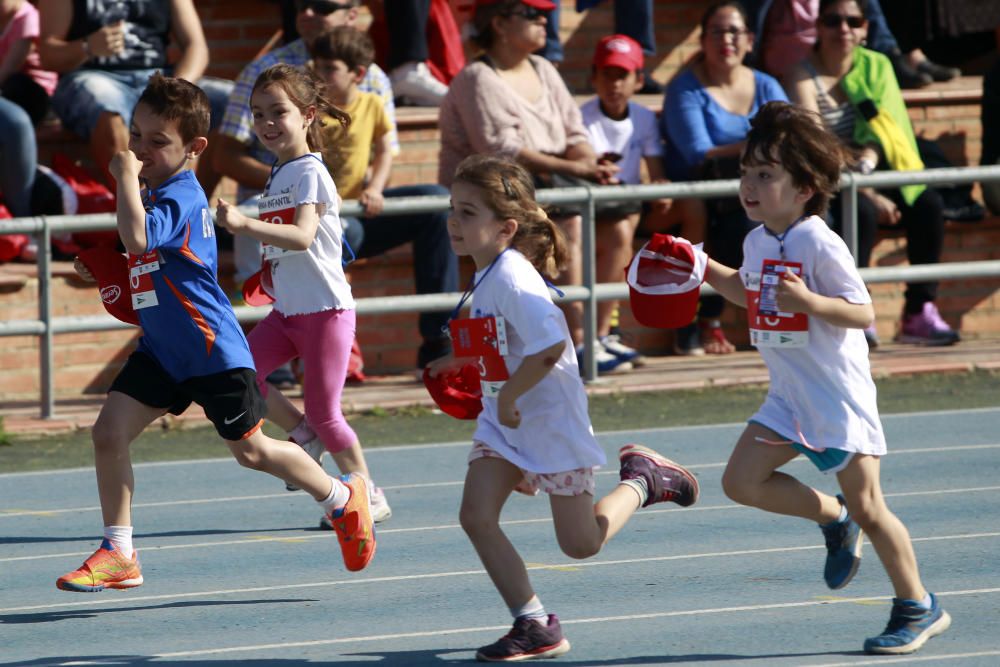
[804,61,856,140]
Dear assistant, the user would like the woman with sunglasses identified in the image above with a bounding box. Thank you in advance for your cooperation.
[784,0,960,347]
[438,0,633,373]
[659,1,788,356]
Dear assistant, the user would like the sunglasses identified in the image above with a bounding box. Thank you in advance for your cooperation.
[819,13,866,29]
[295,0,353,16]
[707,27,748,40]
[506,5,549,21]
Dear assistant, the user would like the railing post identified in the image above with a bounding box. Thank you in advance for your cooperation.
[580,184,597,382]
[38,216,55,419]
[841,172,860,265]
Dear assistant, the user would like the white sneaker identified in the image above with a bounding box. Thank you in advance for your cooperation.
[320,483,391,527]
[285,437,326,492]
[389,61,447,107]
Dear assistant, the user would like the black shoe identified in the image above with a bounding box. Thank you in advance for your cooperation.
[917,59,960,82]
[888,50,932,89]
[417,336,451,369]
[639,72,664,95]
[942,202,985,223]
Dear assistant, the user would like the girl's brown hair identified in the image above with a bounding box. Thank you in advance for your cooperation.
[743,101,852,216]
[251,63,350,153]
[452,154,568,279]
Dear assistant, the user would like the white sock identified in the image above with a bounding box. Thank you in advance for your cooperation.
[317,476,351,515]
[104,525,134,559]
[837,503,849,523]
[289,417,316,445]
[917,592,932,609]
[620,478,649,506]
[510,595,548,625]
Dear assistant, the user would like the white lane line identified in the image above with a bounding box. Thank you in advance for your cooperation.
[3,443,998,519]
[5,485,1000,563]
[36,586,1000,661]
[814,651,1000,666]
[3,532,998,613]
[3,406,998,480]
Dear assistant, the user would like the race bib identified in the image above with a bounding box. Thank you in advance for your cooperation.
[745,260,809,348]
[128,250,162,310]
[258,190,305,260]
[449,316,509,396]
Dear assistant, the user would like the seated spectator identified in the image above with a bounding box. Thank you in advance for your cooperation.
[384,0,449,106]
[37,0,230,188]
[660,0,788,355]
[580,34,670,372]
[438,0,618,362]
[784,0,959,346]
[981,53,1000,215]
[311,26,458,367]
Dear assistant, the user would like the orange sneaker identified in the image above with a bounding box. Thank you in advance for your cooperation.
[57,539,143,592]
[328,474,376,571]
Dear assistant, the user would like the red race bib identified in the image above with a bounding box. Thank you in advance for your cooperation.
[258,190,305,260]
[745,260,809,348]
[449,316,509,397]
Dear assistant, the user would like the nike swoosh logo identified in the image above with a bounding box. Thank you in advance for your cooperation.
[223,411,248,425]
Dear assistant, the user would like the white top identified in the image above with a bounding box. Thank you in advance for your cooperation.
[739,215,887,454]
[469,249,606,473]
[580,98,663,185]
[262,153,355,316]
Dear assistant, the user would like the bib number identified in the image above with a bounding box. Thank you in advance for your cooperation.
[258,190,305,260]
[128,250,162,310]
[450,316,509,395]
[745,260,809,348]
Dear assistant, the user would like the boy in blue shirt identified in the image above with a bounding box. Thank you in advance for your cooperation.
[58,74,376,592]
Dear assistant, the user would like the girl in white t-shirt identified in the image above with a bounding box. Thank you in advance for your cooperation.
[215,64,387,565]
[703,101,949,656]
[428,154,699,662]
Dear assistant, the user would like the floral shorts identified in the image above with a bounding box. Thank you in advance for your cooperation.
[468,441,596,497]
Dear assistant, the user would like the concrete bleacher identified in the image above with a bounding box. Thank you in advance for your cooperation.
[2,1,999,404]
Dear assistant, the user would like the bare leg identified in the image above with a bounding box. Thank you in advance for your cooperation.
[91,111,129,188]
[92,392,166,526]
[227,430,333,500]
[549,483,641,559]
[459,457,533,609]
[838,455,926,600]
[721,422,843,523]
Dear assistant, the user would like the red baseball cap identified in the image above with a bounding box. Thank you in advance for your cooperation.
[422,365,483,420]
[626,234,707,329]
[475,0,557,10]
[593,34,643,71]
[76,246,140,326]
[242,264,276,307]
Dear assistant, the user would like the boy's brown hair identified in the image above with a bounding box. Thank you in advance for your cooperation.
[743,101,851,216]
[309,25,375,72]
[136,72,210,143]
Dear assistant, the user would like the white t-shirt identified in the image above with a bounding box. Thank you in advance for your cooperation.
[739,215,886,455]
[580,98,663,185]
[261,153,355,316]
[468,249,606,473]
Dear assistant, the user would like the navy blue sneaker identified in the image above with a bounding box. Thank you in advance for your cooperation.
[576,341,632,375]
[864,593,951,654]
[820,494,863,589]
[600,334,644,366]
[475,614,570,662]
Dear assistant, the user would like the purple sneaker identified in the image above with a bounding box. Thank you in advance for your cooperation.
[475,614,570,662]
[896,302,960,346]
[619,444,699,508]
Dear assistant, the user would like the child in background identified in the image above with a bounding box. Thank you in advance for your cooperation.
[58,74,375,593]
[215,63,390,527]
[0,0,56,124]
[702,101,950,655]
[428,154,699,662]
[580,33,671,373]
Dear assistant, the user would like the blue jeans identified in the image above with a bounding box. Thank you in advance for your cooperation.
[864,0,900,55]
[541,0,655,63]
[0,96,37,217]
[342,184,458,341]
[52,68,232,139]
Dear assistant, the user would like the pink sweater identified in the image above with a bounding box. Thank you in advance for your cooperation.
[437,55,588,187]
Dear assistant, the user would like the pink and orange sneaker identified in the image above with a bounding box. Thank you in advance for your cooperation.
[328,474,376,572]
[56,538,143,592]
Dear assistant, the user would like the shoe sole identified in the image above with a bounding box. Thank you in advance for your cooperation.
[864,610,952,655]
[475,638,571,662]
[619,444,700,506]
[828,524,864,590]
[57,575,143,592]
[894,334,959,347]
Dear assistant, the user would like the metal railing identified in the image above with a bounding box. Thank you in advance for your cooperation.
[3,165,1000,418]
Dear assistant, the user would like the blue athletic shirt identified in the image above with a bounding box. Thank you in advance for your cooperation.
[134,170,255,381]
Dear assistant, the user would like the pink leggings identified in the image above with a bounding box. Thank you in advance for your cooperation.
[247,308,358,453]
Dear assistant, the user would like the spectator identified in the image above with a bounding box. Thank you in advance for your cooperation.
[384,0,449,106]
[310,26,458,368]
[438,0,618,360]
[579,34,670,372]
[660,0,788,355]
[784,0,960,346]
[37,0,230,188]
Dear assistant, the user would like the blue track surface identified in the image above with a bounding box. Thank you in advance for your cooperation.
[2,407,999,666]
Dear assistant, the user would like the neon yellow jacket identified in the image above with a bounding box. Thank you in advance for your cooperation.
[840,47,925,205]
